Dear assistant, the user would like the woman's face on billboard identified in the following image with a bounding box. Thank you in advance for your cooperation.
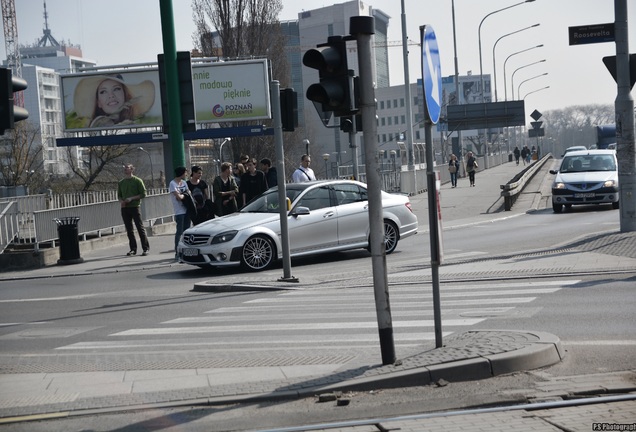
[96,79,126,114]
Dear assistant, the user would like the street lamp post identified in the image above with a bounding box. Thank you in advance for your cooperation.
[138,147,154,189]
[517,73,548,99]
[478,0,536,103]
[492,24,540,102]
[511,60,546,100]
[218,137,231,163]
[303,139,310,156]
[503,44,543,101]
[522,85,550,100]
[322,153,330,179]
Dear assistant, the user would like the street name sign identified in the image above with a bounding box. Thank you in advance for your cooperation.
[569,23,615,46]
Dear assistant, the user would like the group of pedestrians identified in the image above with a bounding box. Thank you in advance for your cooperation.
[447,151,478,188]
[117,152,318,259]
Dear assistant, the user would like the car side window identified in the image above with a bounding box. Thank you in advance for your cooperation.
[333,184,364,205]
[296,187,332,211]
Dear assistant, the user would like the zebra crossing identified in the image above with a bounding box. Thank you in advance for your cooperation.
[56,279,579,353]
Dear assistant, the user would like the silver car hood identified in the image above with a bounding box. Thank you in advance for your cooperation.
[184,212,280,234]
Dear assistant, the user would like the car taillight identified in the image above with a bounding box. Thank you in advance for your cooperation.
[405,202,413,213]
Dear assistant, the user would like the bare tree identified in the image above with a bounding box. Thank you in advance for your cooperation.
[0,121,44,191]
[64,144,138,191]
[191,0,303,177]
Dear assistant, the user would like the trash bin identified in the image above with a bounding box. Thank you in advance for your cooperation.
[54,217,84,265]
[508,153,513,162]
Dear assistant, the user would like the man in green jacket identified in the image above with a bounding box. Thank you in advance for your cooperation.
[118,164,150,256]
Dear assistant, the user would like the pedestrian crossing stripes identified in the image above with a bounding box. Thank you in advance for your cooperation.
[56,280,580,352]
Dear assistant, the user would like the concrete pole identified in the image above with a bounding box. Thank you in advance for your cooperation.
[451,0,464,173]
[615,0,636,232]
[351,16,396,366]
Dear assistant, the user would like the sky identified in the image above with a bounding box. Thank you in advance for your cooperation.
[2,0,634,112]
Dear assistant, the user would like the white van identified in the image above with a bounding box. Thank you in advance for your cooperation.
[549,149,619,213]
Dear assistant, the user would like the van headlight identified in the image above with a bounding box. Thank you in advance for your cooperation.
[604,180,616,188]
[553,182,566,189]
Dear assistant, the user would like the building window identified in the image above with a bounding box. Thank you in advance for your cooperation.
[388,117,392,126]
[401,115,406,124]
[380,100,385,110]
[381,117,386,126]
[400,98,405,107]
[394,116,398,125]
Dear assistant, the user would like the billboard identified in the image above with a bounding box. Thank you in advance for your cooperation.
[193,59,271,122]
[62,70,162,132]
[61,59,271,132]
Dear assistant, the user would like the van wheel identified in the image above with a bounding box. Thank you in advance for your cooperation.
[552,203,563,213]
[612,201,620,209]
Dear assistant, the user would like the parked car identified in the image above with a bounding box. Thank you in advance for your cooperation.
[177,180,418,271]
[561,146,587,157]
[549,149,619,213]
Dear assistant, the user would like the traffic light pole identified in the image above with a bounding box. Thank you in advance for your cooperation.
[352,16,396,366]
[615,0,636,232]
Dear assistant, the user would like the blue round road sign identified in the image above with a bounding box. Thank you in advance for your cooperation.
[420,25,442,124]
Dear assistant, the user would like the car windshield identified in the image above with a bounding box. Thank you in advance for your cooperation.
[561,154,616,173]
[241,188,304,213]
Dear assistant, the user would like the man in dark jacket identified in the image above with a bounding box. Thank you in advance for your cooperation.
[260,158,277,188]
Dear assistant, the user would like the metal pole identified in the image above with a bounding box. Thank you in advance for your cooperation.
[351,16,395,365]
[503,45,543,101]
[138,147,154,188]
[350,117,360,180]
[401,0,416,192]
[615,0,636,232]
[158,0,185,171]
[270,80,296,282]
[451,0,464,175]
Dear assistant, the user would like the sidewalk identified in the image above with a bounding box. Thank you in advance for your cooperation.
[1,159,635,427]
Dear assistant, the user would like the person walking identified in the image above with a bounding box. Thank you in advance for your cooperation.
[239,158,268,208]
[448,154,460,188]
[291,154,316,183]
[213,162,239,216]
[260,158,278,188]
[465,151,478,187]
[169,166,191,258]
[513,146,521,165]
[117,164,150,256]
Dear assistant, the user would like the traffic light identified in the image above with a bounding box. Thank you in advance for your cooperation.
[303,36,357,117]
[280,88,298,132]
[0,68,29,135]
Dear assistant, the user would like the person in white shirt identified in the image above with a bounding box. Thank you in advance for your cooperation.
[169,166,190,256]
[291,154,316,183]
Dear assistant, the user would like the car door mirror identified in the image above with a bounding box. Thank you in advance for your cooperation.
[549,170,558,175]
[291,206,310,217]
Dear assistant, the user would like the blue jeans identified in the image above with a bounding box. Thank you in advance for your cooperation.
[174,213,191,251]
[450,172,458,187]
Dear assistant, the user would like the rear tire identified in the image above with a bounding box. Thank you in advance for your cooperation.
[384,220,399,254]
[552,203,563,213]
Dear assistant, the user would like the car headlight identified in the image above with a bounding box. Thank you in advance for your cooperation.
[603,180,616,188]
[553,182,566,189]
[211,230,238,244]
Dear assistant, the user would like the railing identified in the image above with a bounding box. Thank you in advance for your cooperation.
[0,201,19,254]
[500,153,552,211]
[32,193,175,250]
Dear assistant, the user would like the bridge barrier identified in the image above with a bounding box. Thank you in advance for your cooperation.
[500,153,553,211]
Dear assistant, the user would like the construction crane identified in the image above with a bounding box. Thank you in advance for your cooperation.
[1,0,24,107]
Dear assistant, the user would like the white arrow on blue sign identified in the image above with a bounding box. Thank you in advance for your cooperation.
[420,25,442,124]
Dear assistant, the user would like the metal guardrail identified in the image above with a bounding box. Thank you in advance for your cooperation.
[0,201,19,254]
[500,153,552,211]
[32,193,175,250]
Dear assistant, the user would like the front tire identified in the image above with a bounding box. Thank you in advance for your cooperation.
[552,203,563,213]
[612,201,620,209]
[241,235,275,271]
